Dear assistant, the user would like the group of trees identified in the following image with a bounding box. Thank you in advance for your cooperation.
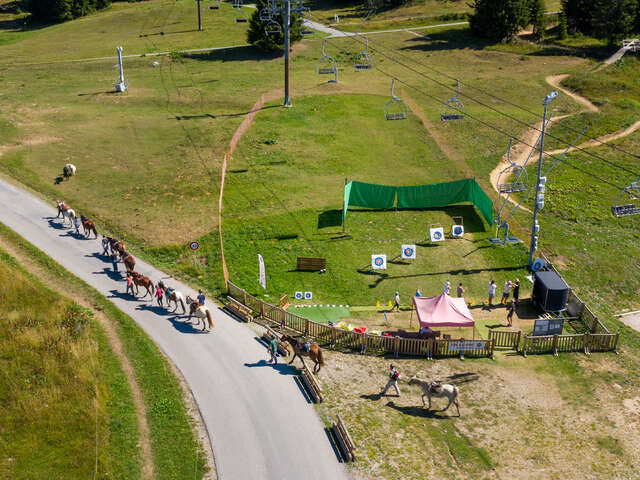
[470,0,640,44]
[247,0,303,52]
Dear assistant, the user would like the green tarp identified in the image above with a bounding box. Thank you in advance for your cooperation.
[343,178,493,226]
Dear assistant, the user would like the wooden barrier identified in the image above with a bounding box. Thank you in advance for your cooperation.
[296,257,326,271]
[332,415,356,462]
[225,297,254,322]
[300,365,323,403]
[488,330,521,351]
[522,333,619,357]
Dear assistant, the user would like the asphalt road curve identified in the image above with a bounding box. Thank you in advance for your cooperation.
[0,178,348,480]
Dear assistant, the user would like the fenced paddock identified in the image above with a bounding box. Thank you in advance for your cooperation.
[521,333,619,357]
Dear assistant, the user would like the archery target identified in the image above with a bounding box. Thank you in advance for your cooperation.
[452,225,464,237]
[371,254,387,270]
[304,291,313,300]
[430,227,445,242]
[401,244,416,259]
[295,291,303,300]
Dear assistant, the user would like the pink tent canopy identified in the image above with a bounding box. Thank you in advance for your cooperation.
[413,293,474,328]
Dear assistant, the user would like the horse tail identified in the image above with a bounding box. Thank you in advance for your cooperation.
[317,347,325,366]
[206,310,214,329]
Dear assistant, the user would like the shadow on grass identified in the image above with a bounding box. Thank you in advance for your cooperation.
[401,28,488,53]
[185,45,282,63]
[445,372,479,385]
[386,401,452,419]
[318,209,343,229]
[173,104,280,120]
[243,359,299,375]
[139,29,199,38]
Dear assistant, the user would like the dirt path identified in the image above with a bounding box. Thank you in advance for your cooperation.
[546,74,598,113]
[0,234,157,479]
[547,119,640,155]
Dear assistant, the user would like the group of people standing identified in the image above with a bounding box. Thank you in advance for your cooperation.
[488,278,520,327]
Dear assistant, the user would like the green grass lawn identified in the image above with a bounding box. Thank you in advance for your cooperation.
[0,249,141,479]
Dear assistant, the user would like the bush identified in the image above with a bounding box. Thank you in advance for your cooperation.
[469,0,530,42]
[247,0,303,52]
[26,0,111,23]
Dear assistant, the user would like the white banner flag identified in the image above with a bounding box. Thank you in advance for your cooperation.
[258,254,266,290]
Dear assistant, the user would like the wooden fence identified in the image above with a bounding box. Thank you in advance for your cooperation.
[227,282,494,359]
[522,333,619,357]
[488,330,522,350]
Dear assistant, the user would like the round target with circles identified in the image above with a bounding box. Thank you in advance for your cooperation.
[453,226,464,236]
[403,247,413,257]
[304,291,313,300]
[295,291,303,300]
[374,257,384,266]
[433,231,442,240]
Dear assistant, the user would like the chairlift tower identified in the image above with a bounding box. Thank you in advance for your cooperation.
[115,46,127,93]
[528,91,558,269]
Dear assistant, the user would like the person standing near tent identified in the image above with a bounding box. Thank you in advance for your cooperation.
[488,280,496,307]
[444,281,451,295]
[457,282,465,298]
[513,279,520,306]
[392,291,400,312]
[415,288,422,298]
[501,280,512,305]
[380,364,400,396]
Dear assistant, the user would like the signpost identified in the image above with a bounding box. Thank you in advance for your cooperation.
[189,241,199,268]
[533,318,564,336]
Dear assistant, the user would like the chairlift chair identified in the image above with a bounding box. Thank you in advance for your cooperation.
[264,19,282,36]
[234,7,248,22]
[259,7,273,21]
[612,177,640,217]
[209,0,220,9]
[232,0,243,8]
[354,36,373,71]
[384,78,408,121]
[316,39,338,82]
[497,138,529,194]
[441,79,465,122]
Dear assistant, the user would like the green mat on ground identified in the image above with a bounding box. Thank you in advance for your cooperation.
[290,306,351,324]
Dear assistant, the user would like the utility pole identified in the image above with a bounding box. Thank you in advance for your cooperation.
[528,91,557,268]
[283,0,291,107]
[197,0,202,31]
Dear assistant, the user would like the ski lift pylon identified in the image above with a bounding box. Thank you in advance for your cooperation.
[497,138,529,194]
[441,79,465,122]
[316,39,338,82]
[354,36,373,71]
[384,78,408,121]
[612,176,640,217]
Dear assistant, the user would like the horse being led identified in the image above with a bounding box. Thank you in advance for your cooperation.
[120,252,136,273]
[408,377,460,416]
[55,200,75,227]
[158,281,186,314]
[80,215,98,238]
[280,334,325,374]
[186,296,214,332]
[131,272,154,298]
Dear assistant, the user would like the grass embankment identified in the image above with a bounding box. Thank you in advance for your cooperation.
[0,223,209,479]
[0,249,140,478]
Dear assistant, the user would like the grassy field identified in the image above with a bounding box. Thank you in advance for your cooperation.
[0,222,209,479]
[0,248,141,479]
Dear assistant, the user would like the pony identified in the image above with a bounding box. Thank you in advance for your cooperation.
[63,163,76,180]
[131,272,154,298]
[80,215,98,238]
[408,377,461,416]
[158,281,186,314]
[55,200,75,227]
[108,237,126,256]
[120,252,136,273]
[186,295,214,332]
[280,334,325,374]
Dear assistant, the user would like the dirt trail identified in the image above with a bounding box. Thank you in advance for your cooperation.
[546,74,598,112]
[547,119,640,155]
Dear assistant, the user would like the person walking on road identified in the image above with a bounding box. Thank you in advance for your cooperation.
[126,273,135,296]
[488,280,496,307]
[457,282,465,298]
[506,299,515,327]
[380,364,401,396]
[74,217,80,235]
[392,291,400,312]
[268,335,279,364]
[111,252,119,273]
[501,280,512,305]
[197,289,206,307]
[102,236,109,256]
[513,279,520,306]
[156,284,164,307]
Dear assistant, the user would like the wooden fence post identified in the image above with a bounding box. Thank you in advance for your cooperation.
[360,334,367,354]
[614,333,620,354]
[331,327,337,347]
[522,337,528,357]
[552,335,558,356]
[305,319,310,336]
[515,331,521,352]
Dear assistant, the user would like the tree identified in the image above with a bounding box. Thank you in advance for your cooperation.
[469,0,530,42]
[247,0,303,52]
[26,0,111,23]
[591,0,638,45]
[558,11,568,39]
[530,0,546,42]
[562,0,595,34]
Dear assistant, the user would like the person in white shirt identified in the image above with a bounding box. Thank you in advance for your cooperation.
[444,281,451,295]
[488,280,496,307]
[501,280,512,305]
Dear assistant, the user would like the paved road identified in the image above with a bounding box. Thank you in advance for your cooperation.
[0,178,348,480]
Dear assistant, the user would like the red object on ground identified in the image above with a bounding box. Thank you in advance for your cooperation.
[413,293,474,328]
[354,326,367,334]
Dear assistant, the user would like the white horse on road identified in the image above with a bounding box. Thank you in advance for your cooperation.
[408,377,461,416]
[56,200,76,227]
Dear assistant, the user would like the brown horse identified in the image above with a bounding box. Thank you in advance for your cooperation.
[280,334,325,374]
[108,237,126,256]
[131,272,154,298]
[121,252,136,273]
[80,215,98,238]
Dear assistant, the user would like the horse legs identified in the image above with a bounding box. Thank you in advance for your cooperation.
[288,352,298,365]
[427,393,432,411]
[421,393,426,407]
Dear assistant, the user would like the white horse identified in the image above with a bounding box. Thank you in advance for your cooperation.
[186,296,214,332]
[56,200,76,227]
[158,281,186,314]
[408,377,461,416]
[63,163,76,180]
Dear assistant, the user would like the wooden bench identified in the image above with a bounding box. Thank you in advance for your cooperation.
[225,297,254,322]
[297,257,326,272]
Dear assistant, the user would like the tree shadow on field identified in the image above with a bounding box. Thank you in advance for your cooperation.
[185,45,282,63]
[386,401,450,419]
[400,29,489,53]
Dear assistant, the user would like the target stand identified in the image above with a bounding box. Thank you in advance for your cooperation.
[488,222,520,245]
